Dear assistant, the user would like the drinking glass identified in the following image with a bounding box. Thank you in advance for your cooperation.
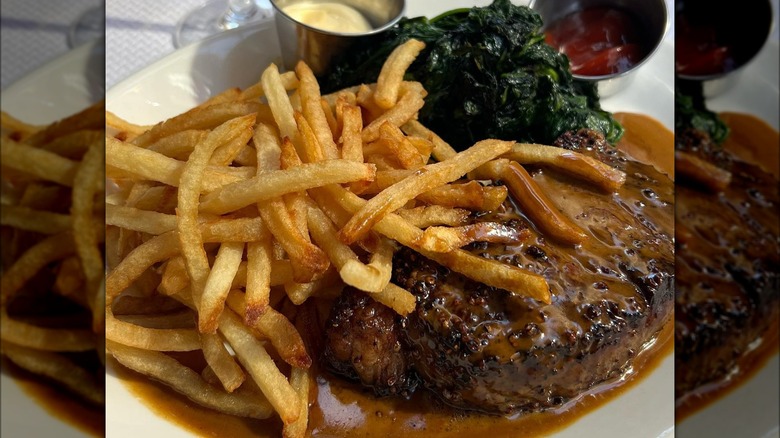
[174,0,273,48]
[68,4,105,48]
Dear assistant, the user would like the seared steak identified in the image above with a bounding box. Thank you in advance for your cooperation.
[324,131,675,414]
[675,130,780,399]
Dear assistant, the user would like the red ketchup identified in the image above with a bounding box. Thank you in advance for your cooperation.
[544,7,647,76]
[675,15,734,76]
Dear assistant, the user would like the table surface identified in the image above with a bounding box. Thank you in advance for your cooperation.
[3,0,779,90]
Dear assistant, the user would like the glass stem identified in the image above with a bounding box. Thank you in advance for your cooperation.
[222,0,258,28]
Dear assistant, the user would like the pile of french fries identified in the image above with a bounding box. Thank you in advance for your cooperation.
[1,102,106,407]
[104,39,625,435]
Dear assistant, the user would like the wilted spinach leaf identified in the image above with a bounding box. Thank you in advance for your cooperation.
[320,0,624,150]
[675,83,729,145]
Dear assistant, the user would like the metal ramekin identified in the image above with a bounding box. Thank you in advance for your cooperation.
[270,0,405,75]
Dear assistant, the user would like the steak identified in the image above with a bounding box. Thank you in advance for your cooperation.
[675,130,780,399]
[324,130,675,414]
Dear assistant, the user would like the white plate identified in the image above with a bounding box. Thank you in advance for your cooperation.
[105,3,674,437]
[0,38,104,438]
[676,39,780,438]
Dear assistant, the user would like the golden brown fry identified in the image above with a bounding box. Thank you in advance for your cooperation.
[262,63,299,144]
[106,111,152,138]
[675,150,731,191]
[371,283,416,316]
[500,161,588,245]
[322,184,550,303]
[218,309,300,424]
[199,241,244,333]
[105,204,177,235]
[108,340,274,419]
[402,119,457,161]
[377,122,425,169]
[226,290,311,369]
[0,205,72,234]
[293,111,326,163]
[132,101,261,147]
[339,104,364,163]
[395,205,470,228]
[1,232,75,306]
[177,115,256,314]
[239,70,300,102]
[505,143,627,191]
[71,141,105,330]
[244,238,273,324]
[198,160,376,215]
[307,206,389,293]
[1,138,79,186]
[362,82,426,142]
[340,139,514,244]
[283,367,310,438]
[41,129,101,159]
[414,222,528,253]
[296,61,339,160]
[201,332,246,392]
[107,136,255,192]
[2,342,104,405]
[1,308,95,351]
[374,39,426,109]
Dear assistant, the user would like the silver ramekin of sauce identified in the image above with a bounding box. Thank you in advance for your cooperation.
[271,0,405,75]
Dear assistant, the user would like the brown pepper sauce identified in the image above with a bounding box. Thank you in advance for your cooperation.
[113,112,674,437]
[675,112,780,421]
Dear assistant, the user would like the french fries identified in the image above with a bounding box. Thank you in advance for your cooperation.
[1,102,105,408]
[102,36,627,435]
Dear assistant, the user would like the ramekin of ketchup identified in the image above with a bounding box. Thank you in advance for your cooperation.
[675,0,772,78]
[544,7,650,77]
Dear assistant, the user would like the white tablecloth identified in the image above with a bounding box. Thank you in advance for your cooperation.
[106,0,274,88]
[0,0,102,90]
[104,0,689,89]
[2,0,778,93]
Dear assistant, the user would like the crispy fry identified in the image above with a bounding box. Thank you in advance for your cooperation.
[283,367,310,438]
[402,119,457,161]
[675,150,731,191]
[499,161,588,245]
[1,138,79,186]
[374,39,426,109]
[226,290,311,369]
[199,242,244,333]
[201,332,246,392]
[177,115,256,315]
[339,104,364,163]
[132,101,262,147]
[218,309,300,424]
[262,63,299,145]
[198,160,376,215]
[108,341,273,419]
[371,283,416,316]
[340,139,514,243]
[395,205,470,228]
[106,204,177,235]
[0,206,71,234]
[362,82,426,142]
[296,61,339,160]
[2,342,104,405]
[505,143,627,191]
[414,222,528,252]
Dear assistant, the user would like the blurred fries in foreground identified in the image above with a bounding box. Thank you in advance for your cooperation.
[1,101,106,407]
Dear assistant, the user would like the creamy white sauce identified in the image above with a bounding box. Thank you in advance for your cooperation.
[283,2,373,34]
